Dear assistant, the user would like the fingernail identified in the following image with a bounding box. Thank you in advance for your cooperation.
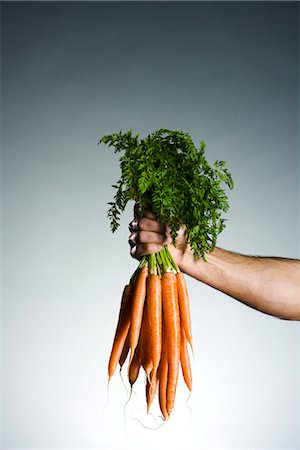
[165,226,171,233]
[165,236,172,244]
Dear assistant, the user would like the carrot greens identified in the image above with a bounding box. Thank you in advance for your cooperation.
[99,128,233,259]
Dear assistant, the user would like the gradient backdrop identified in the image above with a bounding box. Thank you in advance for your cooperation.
[1,1,299,449]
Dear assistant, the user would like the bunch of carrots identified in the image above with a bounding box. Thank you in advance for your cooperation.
[108,246,193,420]
[102,128,233,421]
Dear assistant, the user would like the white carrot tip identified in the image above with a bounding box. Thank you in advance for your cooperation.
[128,348,135,366]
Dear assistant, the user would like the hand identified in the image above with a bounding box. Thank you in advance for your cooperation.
[128,209,171,259]
[128,206,188,266]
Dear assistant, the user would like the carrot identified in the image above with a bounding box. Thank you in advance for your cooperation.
[146,274,162,374]
[158,322,169,420]
[176,271,193,350]
[128,343,141,386]
[180,327,192,391]
[162,271,180,416]
[129,266,148,364]
[119,333,129,369]
[146,369,158,413]
[108,284,133,380]
[139,302,153,376]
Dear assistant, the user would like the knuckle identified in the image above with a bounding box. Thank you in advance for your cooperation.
[130,246,137,258]
[128,219,138,233]
[134,202,141,219]
[131,244,144,260]
[128,232,137,248]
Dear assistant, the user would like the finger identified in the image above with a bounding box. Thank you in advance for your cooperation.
[144,209,156,220]
[131,242,164,260]
[137,230,171,246]
[138,217,166,234]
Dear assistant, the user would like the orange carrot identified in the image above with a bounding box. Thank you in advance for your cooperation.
[146,369,158,413]
[158,322,169,420]
[146,274,162,374]
[119,333,129,369]
[144,274,162,413]
[108,284,133,380]
[140,302,153,376]
[128,343,141,386]
[176,271,193,349]
[162,271,180,416]
[129,266,148,363]
[180,327,192,391]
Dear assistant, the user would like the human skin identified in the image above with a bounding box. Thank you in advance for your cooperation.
[129,210,300,320]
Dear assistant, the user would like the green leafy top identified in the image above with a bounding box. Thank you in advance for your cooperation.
[99,129,234,260]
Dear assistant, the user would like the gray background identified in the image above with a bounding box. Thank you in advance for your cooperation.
[1,1,299,448]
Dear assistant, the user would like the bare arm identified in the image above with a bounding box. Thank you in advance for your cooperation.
[175,246,300,320]
[129,210,300,320]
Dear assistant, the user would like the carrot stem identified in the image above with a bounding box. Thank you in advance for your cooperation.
[149,253,157,275]
[164,245,179,273]
[159,246,175,273]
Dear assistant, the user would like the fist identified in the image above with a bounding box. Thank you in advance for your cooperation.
[128,208,172,260]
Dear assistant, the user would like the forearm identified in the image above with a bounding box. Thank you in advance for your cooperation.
[171,245,300,320]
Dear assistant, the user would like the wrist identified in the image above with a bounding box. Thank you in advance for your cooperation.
[168,243,224,285]
[167,242,201,278]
